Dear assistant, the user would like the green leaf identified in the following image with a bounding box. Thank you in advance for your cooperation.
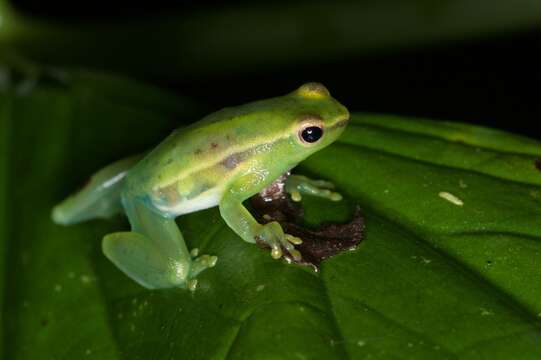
[2,70,541,359]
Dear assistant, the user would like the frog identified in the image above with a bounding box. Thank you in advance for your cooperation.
[51,82,350,291]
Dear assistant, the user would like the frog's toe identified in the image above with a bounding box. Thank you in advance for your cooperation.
[190,254,218,278]
[190,248,200,258]
[187,279,198,292]
[270,243,283,259]
[286,234,303,245]
[281,235,302,261]
[291,184,342,202]
[314,188,342,201]
[290,189,302,202]
[286,175,342,202]
[309,179,336,189]
[257,222,283,259]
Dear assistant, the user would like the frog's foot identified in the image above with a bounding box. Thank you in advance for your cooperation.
[285,175,342,202]
[189,248,218,274]
[103,232,217,290]
[191,254,218,276]
[256,221,303,261]
[180,251,218,291]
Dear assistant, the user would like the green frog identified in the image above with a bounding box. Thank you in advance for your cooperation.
[52,83,349,290]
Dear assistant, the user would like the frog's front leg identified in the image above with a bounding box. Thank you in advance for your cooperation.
[285,174,342,202]
[102,194,217,290]
[219,175,302,260]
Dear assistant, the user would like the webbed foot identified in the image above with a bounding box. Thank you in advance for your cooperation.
[185,253,218,291]
[285,175,342,202]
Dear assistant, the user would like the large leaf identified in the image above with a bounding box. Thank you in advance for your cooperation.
[2,71,541,359]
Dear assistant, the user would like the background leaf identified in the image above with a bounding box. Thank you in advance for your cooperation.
[2,70,541,359]
[3,0,541,81]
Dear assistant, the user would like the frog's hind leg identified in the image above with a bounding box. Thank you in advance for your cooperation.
[51,155,142,225]
[102,195,217,290]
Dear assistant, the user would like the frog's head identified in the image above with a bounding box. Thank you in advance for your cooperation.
[281,82,349,162]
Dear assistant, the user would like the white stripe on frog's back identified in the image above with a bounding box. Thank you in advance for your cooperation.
[153,186,223,217]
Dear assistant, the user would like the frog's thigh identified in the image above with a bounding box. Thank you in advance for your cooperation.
[102,196,192,289]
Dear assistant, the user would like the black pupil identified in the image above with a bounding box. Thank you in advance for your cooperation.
[301,126,323,143]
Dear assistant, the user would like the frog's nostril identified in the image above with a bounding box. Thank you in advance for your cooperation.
[331,117,349,129]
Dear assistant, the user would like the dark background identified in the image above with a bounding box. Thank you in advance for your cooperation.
[7,0,541,139]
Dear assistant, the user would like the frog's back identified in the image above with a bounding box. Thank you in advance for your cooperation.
[126,98,295,215]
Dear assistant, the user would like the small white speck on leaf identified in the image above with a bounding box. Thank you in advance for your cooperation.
[85,349,92,355]
[357,340,366,347]
[407,342,413,348]
[54,284,62,292]
[530,190,541,200]
[480,307,494,316]
[256,284,265,292]
[80,275,92,284]
[459,179,468,188]
[421,257,432,264]
[21,252,30,266]
[438,191,464,206]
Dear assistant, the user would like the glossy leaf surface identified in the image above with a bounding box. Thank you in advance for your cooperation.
[2,73,541,359]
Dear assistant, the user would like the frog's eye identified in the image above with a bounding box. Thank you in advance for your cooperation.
[299,125,324,144]
[296,83,330,99]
